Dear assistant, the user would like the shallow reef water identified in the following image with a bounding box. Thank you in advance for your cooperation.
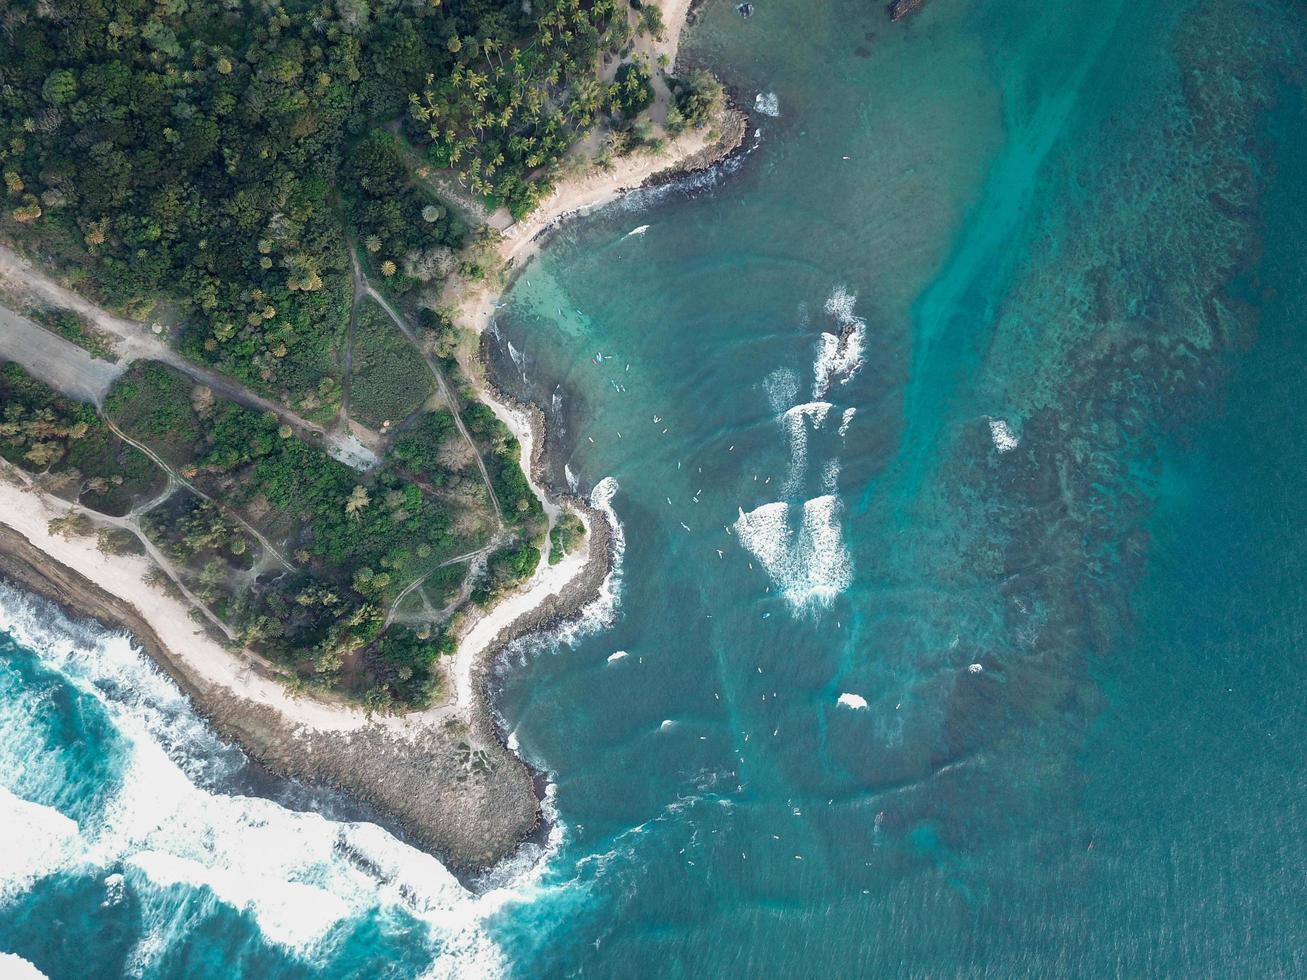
[3,0,1307,976]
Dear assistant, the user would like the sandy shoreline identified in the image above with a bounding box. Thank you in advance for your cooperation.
[444,0,748,338]
[0,0,746,872]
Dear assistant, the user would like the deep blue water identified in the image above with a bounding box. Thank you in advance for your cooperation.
[3,0,1306,976]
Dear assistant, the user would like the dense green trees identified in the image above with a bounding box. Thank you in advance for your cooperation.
[462,402,545,534]
[409,0,644,217]
[611,59,656,119]
[0,0,650,403]
[0,0,683,710]
[345,129,465,294]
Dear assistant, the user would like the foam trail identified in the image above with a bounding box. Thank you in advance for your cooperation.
[764,367,800,415]
[821,459,840,493]
[507,340,527,379]
[781,401,833,497]
[838,407,856,437]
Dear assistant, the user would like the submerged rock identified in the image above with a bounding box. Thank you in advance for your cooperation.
[889,0,928,22]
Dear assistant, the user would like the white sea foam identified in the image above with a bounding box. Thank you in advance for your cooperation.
[821,459,841,493]
[813,287,867,398]
[838,407,856,437]
[824,285,858,325]
[606,651,628,664]
[619,127,761,213]
[0,584,565,977]
[733,495,852,609]
[564,463,579,494]
[764,367,800,415]
[0,788,80,903]
[754,92,780,117]
[103,871,126,907]
[624,224,650,238]
[813,325,866,398]
[781,400,833,496]
[987,417,1020,453]
[836,693,868,710]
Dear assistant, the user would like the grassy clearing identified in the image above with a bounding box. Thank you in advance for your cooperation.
[349,300,434,430]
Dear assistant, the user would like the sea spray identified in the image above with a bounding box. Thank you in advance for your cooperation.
[545,477,626,648]
[813,287,867,397]
[0,585,573,976]
[986,416,1020,452]
[733,495,852,608]
[781,401,833,497]
[754,92,781,117]
[764,367,800,415]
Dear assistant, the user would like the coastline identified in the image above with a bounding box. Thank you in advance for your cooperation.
[0,0,745,874]
[444,105,748,337]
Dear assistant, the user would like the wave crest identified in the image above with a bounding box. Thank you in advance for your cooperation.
[733,495,852,609]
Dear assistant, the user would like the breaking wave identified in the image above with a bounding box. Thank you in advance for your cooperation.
[733,495,852,609]
[619,129,763,213]
[987,416,1020,452]
[754,92,780,117]
[0,583,568,977]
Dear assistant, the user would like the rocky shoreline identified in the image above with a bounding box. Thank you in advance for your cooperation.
[0,54,750,881]
[0,519,540,873]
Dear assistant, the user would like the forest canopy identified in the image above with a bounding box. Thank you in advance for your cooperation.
[0,0,643,410]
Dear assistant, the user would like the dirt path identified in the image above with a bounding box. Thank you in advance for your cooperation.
[5,462,237,642]
[383,543,495,628]
[349,249,504,524]
[103,418,294,573]
[0,303,124,403]
[0,245,380,472]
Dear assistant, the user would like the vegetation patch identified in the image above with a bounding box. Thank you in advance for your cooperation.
[548,511,587,565]
[349,300,434,430]
[462,401,545,538]
[23,304,116,360]
[0,361,162,515]
[471,540,541,606]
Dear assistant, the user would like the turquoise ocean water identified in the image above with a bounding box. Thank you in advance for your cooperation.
[3,0,1306,976]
